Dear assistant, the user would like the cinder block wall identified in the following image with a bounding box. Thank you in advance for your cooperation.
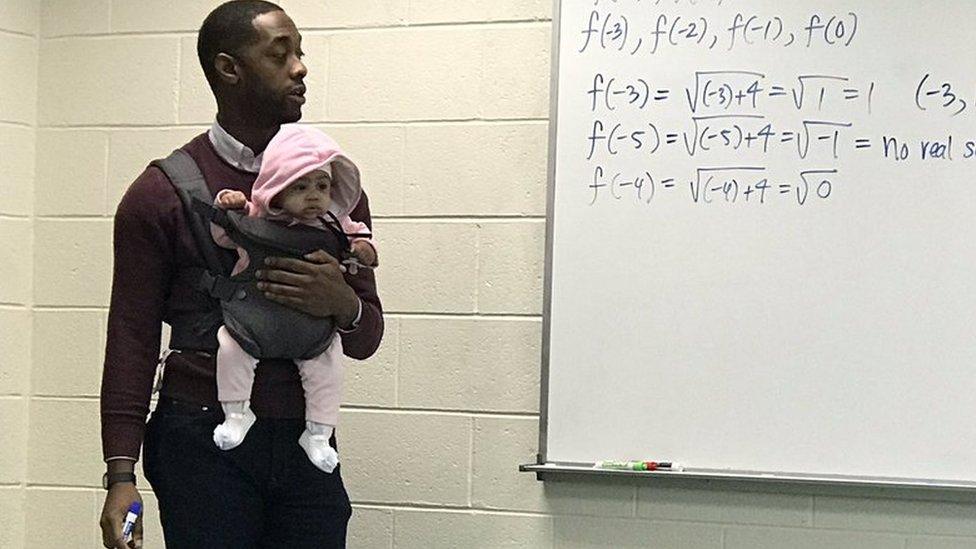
[8,1,976,548]
[0,1,38,548]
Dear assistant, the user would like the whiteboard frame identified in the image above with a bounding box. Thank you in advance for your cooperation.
[536,0,564,467]
[529,0,976,495]
[519,463,976,502]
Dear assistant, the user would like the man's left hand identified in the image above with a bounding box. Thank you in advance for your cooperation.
[256,250,359,328]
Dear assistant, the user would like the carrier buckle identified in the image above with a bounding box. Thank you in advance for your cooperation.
[198,270,241,301]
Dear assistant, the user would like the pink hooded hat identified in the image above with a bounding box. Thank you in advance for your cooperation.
[250,124,362,219]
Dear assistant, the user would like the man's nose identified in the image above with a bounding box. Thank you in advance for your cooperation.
[291,57,307,80]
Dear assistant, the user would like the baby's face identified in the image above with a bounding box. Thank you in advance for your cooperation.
[277,170,332,221]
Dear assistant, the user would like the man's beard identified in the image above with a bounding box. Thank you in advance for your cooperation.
[243,83,300,125]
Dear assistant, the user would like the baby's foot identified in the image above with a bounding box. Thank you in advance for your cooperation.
[299,424,339,473]
[213,404,256,450]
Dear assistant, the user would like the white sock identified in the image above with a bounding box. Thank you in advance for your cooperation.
[212,400,256,450]
[298,421,339,473]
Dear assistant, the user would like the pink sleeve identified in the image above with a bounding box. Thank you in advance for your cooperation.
[209,222,237,250]
[340,215,371,237]
[340,215,378,263]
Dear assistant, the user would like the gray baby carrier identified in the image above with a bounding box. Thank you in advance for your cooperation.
[152,149,350,360]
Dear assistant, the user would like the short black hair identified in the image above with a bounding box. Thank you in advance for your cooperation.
[197,0,283,88]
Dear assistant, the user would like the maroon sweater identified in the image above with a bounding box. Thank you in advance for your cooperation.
[100,133,384,460]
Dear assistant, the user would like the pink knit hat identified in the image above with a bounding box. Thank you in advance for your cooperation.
[250,124,362,218]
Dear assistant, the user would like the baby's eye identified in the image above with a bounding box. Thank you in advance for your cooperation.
[294,184,307,191]
[318,183,330,190]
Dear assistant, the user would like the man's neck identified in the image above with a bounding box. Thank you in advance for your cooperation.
[216,111,279,155]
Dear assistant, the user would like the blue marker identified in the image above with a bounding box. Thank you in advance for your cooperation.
[121,501,142,543]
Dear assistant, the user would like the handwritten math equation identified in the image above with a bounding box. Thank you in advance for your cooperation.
[588,72,875,115]
[570,4,976,209]
[586,116,864,160]
[588,166,837,206]
[578,10,858,55]
[586,71,976,121]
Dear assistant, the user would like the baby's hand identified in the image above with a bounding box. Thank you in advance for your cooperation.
[350,240,377,267]
[217,190,247,209]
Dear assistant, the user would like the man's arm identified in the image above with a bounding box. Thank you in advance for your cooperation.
[100,168,175,460]
[335,193,383,359]
[99,168,174,549]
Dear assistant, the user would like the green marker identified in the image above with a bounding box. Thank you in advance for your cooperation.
[594,460,682,471]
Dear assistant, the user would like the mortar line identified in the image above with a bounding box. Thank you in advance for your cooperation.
[38,117,548,129]
[43,19,552,40]
[0,28,33,38]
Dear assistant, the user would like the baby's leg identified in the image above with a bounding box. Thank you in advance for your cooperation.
[213,326,259,450]
[295,334,344,473]
[296,334,344,426]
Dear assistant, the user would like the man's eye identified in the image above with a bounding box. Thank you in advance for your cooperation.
[297,50,305,59]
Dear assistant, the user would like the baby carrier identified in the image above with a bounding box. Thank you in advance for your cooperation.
[152,149,350,360]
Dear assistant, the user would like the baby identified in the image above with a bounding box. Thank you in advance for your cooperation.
[209,124,377,473]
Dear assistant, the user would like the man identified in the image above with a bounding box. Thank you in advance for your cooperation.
[97,2,383,547]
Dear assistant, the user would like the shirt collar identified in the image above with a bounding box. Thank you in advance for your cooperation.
[208,120,263,173]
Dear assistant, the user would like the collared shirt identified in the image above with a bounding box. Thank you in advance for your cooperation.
[208,120,263,173]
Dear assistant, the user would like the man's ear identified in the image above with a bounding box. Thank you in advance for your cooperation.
[214,53,241,85]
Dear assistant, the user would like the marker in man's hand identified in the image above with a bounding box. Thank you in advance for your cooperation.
[121,501,142,543]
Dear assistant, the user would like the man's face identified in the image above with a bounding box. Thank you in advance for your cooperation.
[235,10,307,124]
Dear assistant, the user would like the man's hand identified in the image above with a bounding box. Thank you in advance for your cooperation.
[216,190,247,209]
[256,249,359,328]
[99,484,143,549]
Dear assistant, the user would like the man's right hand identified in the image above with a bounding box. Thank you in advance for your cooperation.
[99,483,144,549]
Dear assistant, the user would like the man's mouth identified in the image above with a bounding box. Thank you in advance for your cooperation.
[287,85,307,104]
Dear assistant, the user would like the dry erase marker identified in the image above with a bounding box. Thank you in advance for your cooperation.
[595,460,683,471]
[121,501,142,543]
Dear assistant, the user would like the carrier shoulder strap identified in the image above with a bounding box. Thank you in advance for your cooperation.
[151,149,240,301]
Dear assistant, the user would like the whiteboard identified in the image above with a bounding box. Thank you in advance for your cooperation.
[541,0,976,485]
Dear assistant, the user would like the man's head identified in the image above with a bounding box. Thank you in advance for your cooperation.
[198,0,307,125]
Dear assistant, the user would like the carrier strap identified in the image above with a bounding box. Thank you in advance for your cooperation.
[151,149,238,298]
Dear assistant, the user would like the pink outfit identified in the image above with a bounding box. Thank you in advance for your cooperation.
[217,326,344,425]
[213,124,376,425]
[250,125,361,219]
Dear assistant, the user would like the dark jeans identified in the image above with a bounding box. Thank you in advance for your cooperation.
[142,396,352,548]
